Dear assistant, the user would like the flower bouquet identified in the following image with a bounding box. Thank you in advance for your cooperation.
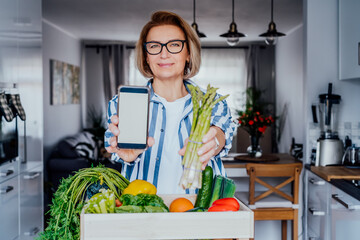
[236,87,274,157]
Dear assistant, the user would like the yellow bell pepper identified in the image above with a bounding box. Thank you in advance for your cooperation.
[122,179,157,195]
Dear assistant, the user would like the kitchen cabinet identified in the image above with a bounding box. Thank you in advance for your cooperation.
[306,168,360,240]
[338,0,360,80]
[306,170,331,240]
[0,161,43,240]
[0,165,19,240]
[19,164,43,239]
[330,185,360,240]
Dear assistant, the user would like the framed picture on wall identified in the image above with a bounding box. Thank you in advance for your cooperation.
[50,59,80,105]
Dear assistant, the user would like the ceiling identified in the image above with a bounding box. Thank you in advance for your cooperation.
[43,0,303,46]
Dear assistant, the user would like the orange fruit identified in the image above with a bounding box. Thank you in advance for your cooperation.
[169,197,194,212]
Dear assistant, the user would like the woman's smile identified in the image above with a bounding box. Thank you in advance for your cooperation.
[158,63,174,67]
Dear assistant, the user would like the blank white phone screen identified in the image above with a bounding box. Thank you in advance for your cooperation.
[118,92,148,144]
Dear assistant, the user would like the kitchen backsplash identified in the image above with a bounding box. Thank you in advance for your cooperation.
[308,121,360,151]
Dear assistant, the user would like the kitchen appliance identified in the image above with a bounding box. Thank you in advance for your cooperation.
[314,83,344,166]
[342,144,360,168]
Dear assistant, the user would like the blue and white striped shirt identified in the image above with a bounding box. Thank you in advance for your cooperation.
[104,79,236,194]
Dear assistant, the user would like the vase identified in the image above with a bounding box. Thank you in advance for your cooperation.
[247,135,262,158]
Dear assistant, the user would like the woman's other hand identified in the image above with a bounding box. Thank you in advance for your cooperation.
[178,126,225,170]
[105,115,155,163]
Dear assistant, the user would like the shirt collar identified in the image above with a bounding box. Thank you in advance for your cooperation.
[147,79,194,119]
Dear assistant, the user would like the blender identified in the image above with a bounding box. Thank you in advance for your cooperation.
[315,83,344,166]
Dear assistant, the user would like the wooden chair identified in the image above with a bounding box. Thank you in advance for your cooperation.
[236,162,302,240]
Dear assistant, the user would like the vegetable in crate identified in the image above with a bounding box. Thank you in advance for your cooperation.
[194,165,213,209]
[116,193,169,213]
[180,84,229,189]
[84,189,116,214]
[122,179,157,195]
[208,198,240,212]
[209,174,237,206]
[119,193,168,210]
[38,165,129,240]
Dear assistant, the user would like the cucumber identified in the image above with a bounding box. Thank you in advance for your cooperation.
[186,207,206,212]
[194,166,213,209]
[221,177,236,198]
[209,175,224,206]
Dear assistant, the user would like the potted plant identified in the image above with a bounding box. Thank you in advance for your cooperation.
[236,87,274,157]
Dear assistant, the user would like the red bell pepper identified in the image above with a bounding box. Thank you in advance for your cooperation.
[211,197,240,211]
[208,204,238,212]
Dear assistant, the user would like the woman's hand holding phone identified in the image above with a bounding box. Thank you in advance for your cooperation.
[106,115,155,163]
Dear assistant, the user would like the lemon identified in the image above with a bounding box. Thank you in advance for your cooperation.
[122,179,157,195]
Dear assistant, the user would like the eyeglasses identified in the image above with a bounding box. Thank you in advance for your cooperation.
[144,40,187,55]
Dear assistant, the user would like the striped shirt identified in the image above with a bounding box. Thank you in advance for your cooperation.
[104,79,236,194]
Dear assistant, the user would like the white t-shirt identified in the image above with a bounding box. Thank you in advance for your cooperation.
[156,93,191,194]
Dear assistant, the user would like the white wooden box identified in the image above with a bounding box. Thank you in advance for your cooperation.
[80,194,253,240]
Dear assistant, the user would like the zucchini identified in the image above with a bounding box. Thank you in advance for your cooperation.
[209,175,224,206]
[194,166,213,208]
[221,177,236,198]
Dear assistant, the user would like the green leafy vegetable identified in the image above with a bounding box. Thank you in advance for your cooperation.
[114,205,168,213]
[119,193,169,211]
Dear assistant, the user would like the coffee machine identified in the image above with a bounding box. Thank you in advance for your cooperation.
[315,83,344,166]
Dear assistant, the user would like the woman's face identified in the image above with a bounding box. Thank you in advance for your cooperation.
[145,25,190,81]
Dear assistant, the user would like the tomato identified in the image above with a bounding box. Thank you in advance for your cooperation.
[115,199,122,207]
[208,204,238,212]
[211,198,240,211]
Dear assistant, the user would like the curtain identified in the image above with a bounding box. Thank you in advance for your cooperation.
[192,48,248,117]
[102,44,129,105]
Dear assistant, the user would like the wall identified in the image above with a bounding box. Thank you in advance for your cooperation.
[276,24,304,153]
[304,0,360,162]
[42,20,82,160]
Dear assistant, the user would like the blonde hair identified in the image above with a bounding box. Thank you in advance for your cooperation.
[135,11,201,79]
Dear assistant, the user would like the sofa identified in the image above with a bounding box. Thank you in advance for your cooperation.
[46,131,122,190]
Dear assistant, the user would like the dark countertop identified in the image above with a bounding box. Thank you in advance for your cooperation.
[306,164,360,202]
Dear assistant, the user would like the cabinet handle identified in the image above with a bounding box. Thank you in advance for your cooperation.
[332,194,360,210]
[308,207,325,216]
[24,227,40,236]
[0,186,14,194]
[309,178,325,185]
[24,172,40,180]
[0,169,14,177]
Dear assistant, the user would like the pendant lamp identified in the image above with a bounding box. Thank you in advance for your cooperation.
[259,0,285,45]
[220,0,246,46]
[191,0,206,38]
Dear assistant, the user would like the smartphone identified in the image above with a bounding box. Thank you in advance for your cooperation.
[117,86,150,149]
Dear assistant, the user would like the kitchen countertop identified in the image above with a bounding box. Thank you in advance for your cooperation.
[310,165,360,181]
[306,164,360,202]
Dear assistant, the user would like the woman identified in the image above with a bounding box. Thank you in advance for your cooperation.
[105,11,236,194]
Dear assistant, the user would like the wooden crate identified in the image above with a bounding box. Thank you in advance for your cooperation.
[80,194,254,240]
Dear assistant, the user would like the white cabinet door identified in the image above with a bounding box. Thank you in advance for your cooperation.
[0,176,19,240]
[307,170,331,240]
[339,0,360,80]
[19,170,43,240]
[331,185,360,240]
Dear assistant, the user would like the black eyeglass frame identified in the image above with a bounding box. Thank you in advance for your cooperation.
[144,40,187,55]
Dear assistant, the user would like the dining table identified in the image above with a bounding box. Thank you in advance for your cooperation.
[222,153,303,178]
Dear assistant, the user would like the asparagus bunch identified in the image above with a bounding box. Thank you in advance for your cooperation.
[179,84,229,189]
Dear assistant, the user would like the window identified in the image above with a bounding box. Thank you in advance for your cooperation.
[128,48,247,117]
